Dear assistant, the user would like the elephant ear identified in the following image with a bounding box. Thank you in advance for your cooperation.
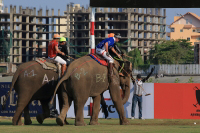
[122,61,132,76]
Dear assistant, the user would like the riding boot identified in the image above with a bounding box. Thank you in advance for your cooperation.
[61,65,67,76]
[108,63,114,82]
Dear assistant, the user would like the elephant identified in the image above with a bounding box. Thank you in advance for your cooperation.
[89,74,131,125]
[50,55,132,126]
[2,60,66,125]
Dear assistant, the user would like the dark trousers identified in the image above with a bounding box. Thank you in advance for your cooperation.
[131,94,142,118]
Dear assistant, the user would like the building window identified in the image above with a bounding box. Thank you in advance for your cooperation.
[193,29,196,32]
[150,25,152,31]
[187,37,190,41]
[144,33,147,38]
[171,28,175,32]
[144,24,147,30]
[150,17,153,23]
[150,33,152,38]
[190,19,192,24]
[160,17,163,24]
[144,17,147,22]
[186,19,188,24]
[180,29,183,32]
[144,41,147,46]
[197,37,200,40]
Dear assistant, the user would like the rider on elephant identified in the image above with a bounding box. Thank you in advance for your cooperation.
[96,33,122,80]
[57,37,69,72]
[48,34,67,76]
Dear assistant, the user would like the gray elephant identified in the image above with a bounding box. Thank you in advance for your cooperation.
[50,56,132,126]
[3,60,65,125]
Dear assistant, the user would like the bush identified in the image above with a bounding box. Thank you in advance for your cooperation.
[188,77,194,83]
[174,78,180,83]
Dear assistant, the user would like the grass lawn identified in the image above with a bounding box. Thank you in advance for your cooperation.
[0,117,200,133]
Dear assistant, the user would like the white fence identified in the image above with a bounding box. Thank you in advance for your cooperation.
[133,64,200,75]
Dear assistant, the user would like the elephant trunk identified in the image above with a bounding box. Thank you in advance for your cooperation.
[122,81,131,105]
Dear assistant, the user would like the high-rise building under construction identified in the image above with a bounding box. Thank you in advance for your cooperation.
[61,4,166,62]
[0,4,166,65]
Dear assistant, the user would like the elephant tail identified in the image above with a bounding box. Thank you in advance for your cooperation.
[50,71,71,105]
[2,71,19,110]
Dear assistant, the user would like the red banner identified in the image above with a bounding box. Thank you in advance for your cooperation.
[154,83,200,119]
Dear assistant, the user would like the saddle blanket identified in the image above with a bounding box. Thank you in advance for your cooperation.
[35,58,58,72]
[89,54,108,66]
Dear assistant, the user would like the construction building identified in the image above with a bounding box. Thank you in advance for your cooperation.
[0,5,66,65]
[167,12,200,64]
[0,0,3,13]
[0,4,166,67]
[60,4,166,61]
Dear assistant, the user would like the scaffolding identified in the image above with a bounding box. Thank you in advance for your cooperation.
[0,29,12,62]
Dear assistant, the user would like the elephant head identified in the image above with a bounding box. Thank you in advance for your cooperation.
[119,59,132,105]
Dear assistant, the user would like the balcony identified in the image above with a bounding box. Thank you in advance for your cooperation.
[183,25,192,29]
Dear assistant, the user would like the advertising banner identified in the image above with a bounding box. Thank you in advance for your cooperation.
[154,83,200,119]
[57,82,154,119]
[0,82,42,117]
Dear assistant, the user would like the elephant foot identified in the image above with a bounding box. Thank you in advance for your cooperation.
[89,121,100,125]
[56,117,64,126]
[75,121,87,126]
[12,118,24,126]
[24,119,32,125]
[36,114,44,124]
[120,119,130,125]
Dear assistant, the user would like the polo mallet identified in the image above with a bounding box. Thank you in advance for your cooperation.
[136,82,151,96]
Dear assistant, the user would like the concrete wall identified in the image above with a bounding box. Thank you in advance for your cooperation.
[133,64,200,75]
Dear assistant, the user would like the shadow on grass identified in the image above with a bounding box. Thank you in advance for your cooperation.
[0,122,74,126]
[0,121,12,125]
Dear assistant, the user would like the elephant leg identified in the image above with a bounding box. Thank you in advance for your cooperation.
[12,96,31,125]
[24,104,32,125]
[74,97,88,126]
[36,100,50,124]
[109,80,129,125]
[56,92,72,126]
[57,86,69,125]
[89,95,101,125]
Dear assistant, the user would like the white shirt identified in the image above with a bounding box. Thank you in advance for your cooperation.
[133,80,143,95]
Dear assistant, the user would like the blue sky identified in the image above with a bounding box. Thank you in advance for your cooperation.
[3,0,200,32]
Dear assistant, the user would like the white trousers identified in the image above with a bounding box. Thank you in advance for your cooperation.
[48,56,67,65]
[96,48,114,63]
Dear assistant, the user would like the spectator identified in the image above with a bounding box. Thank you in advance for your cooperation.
[131,67,154,120]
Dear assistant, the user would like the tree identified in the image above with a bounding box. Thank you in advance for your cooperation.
[75,52,88,58]
[127,48,144,69]
[149,39,194,64]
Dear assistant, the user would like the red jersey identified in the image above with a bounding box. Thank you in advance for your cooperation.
[48,40,58,58]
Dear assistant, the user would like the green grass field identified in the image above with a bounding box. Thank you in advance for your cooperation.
[0,117,200,133]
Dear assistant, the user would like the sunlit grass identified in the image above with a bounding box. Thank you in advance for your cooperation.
[0,117,200,133]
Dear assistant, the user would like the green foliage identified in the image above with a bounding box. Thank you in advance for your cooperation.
[75,52,88,58]
[156,79,160,83]
[127,48,144,69]
[146,78,153,83]
[174,78,180,83]
[149,39,194,64]
[0,67,7,73]
[188,77,194,83]
[115,42,128,54]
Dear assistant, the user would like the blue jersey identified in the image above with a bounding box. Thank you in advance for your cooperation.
[96,37,115,49]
